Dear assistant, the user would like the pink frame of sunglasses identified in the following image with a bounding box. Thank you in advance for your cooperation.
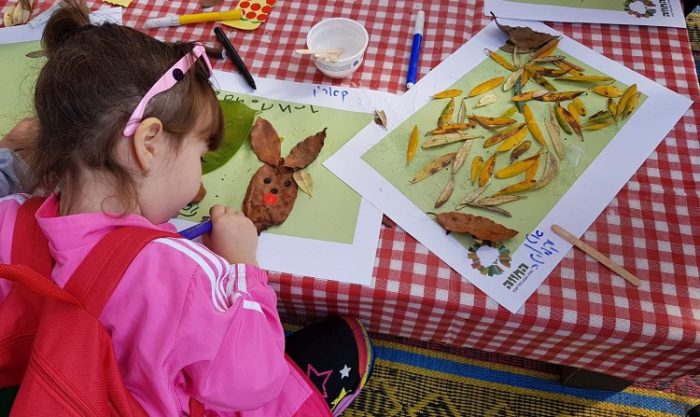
[122,44,213,137]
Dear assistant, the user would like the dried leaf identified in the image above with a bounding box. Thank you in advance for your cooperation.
[438,98,456,127]
[557,75,615,83]
[608,98,618,121]
[477,195,526,206]
[524,155,540,181]
[25,50,45,58]
[586,110,613,125]
[511,90,549,102]
[582,119,614,131]
[407,125,419,165]
[457,184,489,208]
[523,104,546,147]
[466,204,512,217]
[374,110,388,128]
[410,152,457,184]
[591,85,623,98]
[432,89,463,99]
[473,115,517,129]
[510,140,531,162]
[530,55,566,64]
[483,123,527,148]
[452,139,473,173]
[560,103,583,140]
[621,91,640,120]
[474,93,498,108]
[435,176,456,208]
[496,154,540,178]
[293,170,314,196]
[435,211,518,241]
[422,133,482,149]
[532,152,559,190]
[486,48,517,71]
[425,123,474,136]
[496,125,529,153]
[572,97,587,116]
[512,46,521,69]
[533,74,557,91]
[492,15,558,52]
[470,155,483,185]
[494,179,537,195]
[554,104,573,135]
[250,117,282,166]
[537,91,586,102]
[284,128,327,169]
[201,0,223,7]
[545,107,564,160]
[468,76,504,97]
[458,99,467,123]
[478,154,497,187]
[503,68,523,91]
[529,36,560,60]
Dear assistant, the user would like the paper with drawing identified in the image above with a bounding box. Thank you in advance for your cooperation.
[325,20,691,312]
[485,0,686,27]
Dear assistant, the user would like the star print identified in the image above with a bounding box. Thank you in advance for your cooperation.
[306,364,333,398]
[339,364,351,379]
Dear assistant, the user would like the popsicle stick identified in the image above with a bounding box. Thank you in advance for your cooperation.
[551,224,642,287]
[294,48,343,56]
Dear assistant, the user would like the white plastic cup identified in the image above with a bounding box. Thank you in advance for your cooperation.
[306,18,369,79]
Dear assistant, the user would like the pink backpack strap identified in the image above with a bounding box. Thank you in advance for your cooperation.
[64,226,179,317]
[11,196,53,277]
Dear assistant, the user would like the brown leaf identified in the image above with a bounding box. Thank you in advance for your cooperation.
[435,211,518,241]
[250,118,281,166]
[283,128,327,169]
[492,13,558,52]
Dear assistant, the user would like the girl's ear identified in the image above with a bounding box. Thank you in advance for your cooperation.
[132,117,164,174]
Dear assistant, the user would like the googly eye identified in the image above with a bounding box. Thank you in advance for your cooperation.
[173,68,185,81]
[263,177,271,184]
[283,180,292,187]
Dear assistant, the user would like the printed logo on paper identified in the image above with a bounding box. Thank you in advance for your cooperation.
[624,0,657,18]
[468,242,511,277]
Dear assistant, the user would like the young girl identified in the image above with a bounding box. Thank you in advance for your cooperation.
[0,1,372,416]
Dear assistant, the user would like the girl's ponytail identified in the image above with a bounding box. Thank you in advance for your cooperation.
[41,0,90,57]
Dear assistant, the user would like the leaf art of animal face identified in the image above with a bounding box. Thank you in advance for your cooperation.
[243,117,327,232]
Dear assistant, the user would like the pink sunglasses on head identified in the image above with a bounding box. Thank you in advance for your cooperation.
[122,44,213,136]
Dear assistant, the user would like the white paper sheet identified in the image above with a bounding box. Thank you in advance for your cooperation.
[485,0,687,28]
[325,20,692,312]
[175,71,396,286]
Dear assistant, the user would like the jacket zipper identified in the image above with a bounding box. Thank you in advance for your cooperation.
[29,351,100,417]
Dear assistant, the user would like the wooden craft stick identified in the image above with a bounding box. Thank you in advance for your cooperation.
[294,48,343,56]
[551,224,642,287]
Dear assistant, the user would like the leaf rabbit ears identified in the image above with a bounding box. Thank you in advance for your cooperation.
[249,117,327,169]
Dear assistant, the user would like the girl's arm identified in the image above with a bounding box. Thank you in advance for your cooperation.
[173,260,289,411]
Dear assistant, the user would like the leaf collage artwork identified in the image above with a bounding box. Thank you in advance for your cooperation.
[362,23,643,254]
[180,92,374,244]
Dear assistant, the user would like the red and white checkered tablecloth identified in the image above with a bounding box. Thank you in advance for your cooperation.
[66,0,698,382]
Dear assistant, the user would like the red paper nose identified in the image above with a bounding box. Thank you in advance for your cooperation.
[264,193,278,205]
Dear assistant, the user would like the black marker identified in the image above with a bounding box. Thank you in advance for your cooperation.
[214,26,256,90]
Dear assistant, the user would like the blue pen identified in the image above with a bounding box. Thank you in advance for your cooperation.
[405,10,425,89]
[179,219,212,240]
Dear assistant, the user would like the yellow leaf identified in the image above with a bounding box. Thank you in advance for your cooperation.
[523,104,546,147]
[467,76,504,97]
[494,180,537,196]
[591,85,623,98]
[487,49,517,71]
[478,154,496,187]
[432,89,463,99]
[438,98,456,127]
[406,125,419,165]
[470,155,483,185]
[496,127,529,153]
[495,155,539,179]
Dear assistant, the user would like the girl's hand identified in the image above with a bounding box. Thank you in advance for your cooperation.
[203,204,259,266]
[0,118,38,163]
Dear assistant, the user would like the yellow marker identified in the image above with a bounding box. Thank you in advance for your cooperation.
[145,9,242,29]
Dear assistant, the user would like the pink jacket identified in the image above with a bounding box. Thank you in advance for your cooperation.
[0,194,330,417]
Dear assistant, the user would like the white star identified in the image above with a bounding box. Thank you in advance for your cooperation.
[339,364,351,379]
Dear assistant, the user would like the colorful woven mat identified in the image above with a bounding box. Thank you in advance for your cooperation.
[340,338,699,417]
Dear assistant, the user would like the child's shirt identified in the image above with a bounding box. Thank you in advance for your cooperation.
[0,194,326,416]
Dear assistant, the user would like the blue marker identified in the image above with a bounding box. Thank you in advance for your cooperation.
[179,219,212,240]
[405,10,425,90]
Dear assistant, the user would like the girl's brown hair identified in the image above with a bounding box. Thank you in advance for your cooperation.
[32,0,224,213]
